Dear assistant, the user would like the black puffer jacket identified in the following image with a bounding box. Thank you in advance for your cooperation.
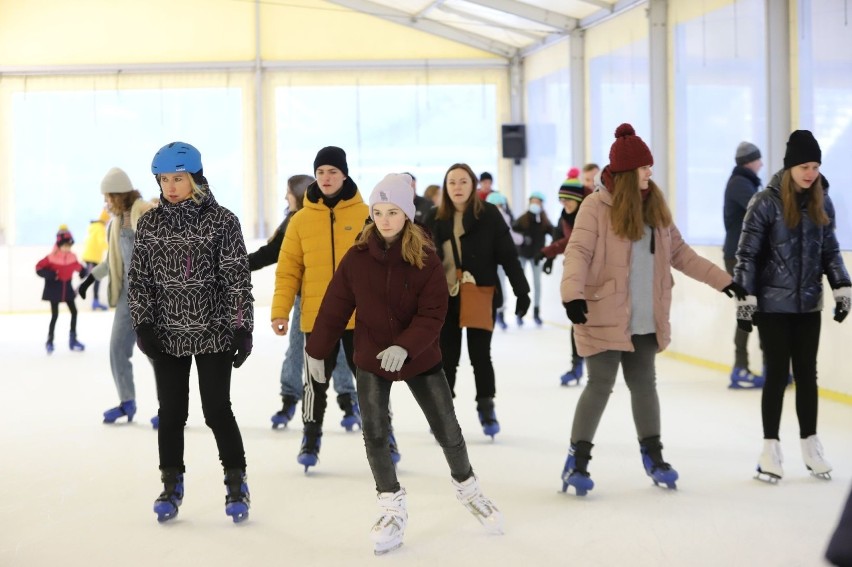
[128,190,254,356]
[425,202,529,309]
[734,171,849,314]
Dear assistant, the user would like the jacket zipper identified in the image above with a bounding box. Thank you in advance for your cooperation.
[330,209,336,273]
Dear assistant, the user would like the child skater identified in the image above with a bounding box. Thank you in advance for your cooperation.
[81,208,110,311]
[35,225,86,353]
[538,168,587,385]
[306,173,503,555]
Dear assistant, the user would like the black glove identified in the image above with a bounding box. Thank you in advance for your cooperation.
[564,300,588,325]
[542,257,554,275]
[833,287,851,323]
[515,294,531,318]
[136,324,166,361]
[232,328,253,368]
[722,281,748,301]
[78,274,96,299]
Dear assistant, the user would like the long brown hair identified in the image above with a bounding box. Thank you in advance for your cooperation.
[106,190,143,215]
[780,170,828,228]
[287,174,313,212]
[356,220,433,269]
[436,163,484,221]
[610,170,672,240]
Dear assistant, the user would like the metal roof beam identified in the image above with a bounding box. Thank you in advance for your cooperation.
[325,0,517,58]
[414,0,448,19]
[463,0,577,31]
[576,0,613,9]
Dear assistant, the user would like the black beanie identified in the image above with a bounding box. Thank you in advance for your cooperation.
[313,146,348,176]
[784,130,821,169]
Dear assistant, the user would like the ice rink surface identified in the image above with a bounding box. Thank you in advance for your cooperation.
[1,307,850,567]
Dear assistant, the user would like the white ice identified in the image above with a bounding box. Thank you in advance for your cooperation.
[1,306,850,567]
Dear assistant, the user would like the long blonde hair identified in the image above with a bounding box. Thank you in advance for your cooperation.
[610,169,672,241]
[356,221,433,269]
[780,170,828,228]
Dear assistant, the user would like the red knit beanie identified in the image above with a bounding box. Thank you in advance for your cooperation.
[608,123,654,174]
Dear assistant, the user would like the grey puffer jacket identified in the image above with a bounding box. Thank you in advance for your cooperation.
[128,190,254,357]
[734,171,849,314]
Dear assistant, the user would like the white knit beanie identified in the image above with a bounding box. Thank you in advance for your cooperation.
[370,173,416,222]
[100,167,134,194]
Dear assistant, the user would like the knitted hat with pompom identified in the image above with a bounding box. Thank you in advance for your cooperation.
[608,123,654,174]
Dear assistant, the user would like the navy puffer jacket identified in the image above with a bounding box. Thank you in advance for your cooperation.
[734,171,849,314]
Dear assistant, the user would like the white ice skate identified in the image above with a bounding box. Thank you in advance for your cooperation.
[452,476,504,535]
[801,435,832,480]
[370,489,407,555]
[755,439,783,483]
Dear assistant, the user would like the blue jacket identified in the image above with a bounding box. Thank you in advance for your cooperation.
[734,171,849,314]
[723,166,761,260]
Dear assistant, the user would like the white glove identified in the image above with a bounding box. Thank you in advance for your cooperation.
[376,345,408,373]
[306,352,327,383]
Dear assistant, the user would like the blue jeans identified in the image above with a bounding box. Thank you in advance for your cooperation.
[111,288,138,401]
[280,295,355,399]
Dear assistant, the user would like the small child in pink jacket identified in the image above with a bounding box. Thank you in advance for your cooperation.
[35,225,86,353]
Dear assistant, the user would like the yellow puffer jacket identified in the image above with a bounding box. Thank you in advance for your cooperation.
[81,220,108,264]
[271,179,368,332]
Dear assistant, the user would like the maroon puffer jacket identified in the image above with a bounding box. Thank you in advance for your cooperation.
[306,230,448,381]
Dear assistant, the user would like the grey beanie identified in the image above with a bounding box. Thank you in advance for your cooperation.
[100,167,134,194]
[735,142,761,166]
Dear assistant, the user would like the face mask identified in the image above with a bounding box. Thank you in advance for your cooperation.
[529,204,542,215]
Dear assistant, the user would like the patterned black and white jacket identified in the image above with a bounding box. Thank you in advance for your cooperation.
[128,190,254,357]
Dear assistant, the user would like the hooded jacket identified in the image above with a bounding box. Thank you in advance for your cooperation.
[734,170,849,313]
[562,176,731,357]
[36,248,84,302]
[128,190,254,357]
[271,178,368,332]
[306,229,447,380]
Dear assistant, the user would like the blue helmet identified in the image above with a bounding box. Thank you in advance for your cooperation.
[151,142,203,175]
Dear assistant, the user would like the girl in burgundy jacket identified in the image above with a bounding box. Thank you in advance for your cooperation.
[35,225,86,353]
[306,173,503,556]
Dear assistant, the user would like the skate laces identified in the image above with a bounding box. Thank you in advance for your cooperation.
[456,481,497,518]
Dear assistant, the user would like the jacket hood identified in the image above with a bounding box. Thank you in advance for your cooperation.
[305,177,359,209]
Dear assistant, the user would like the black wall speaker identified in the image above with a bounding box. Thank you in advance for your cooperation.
[501,124,527,161]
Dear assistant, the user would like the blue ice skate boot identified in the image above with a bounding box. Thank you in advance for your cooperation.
[92,298,109,311]
[560,359,584,386]
[153,468,184,523]
[271,395,297,429]
[728,367,764,389]
[45,334,54,355]
[69,332,85,352]
[495,311,508,331]
[338,393,362,432]
[561,441,595,496]
[103,400,137,424]
[224,468,250,523]
[389,431,401,465]
[640,436,679,489]
[297,423,322,472]
[151,415,159,430]
[476,398,501,440]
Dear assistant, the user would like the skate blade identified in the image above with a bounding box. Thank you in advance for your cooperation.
[374,540,403,555]
[754,471,781,483]
[808,469,832,480]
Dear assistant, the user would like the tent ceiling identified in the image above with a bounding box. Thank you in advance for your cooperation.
[325,0,636,58]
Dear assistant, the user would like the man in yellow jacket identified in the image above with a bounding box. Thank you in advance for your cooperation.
[271,146,399,471]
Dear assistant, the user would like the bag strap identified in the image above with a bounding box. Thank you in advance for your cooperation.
[449,234,463,271]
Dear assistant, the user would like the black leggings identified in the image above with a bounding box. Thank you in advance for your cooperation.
[152,351,246,472]
[440,295,496,401]
[756,312,821,439]
[48,300,77,336]
[357,368,472,493]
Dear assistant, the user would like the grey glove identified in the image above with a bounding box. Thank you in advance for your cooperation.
[306,352,327,384]
[376,345,408,373]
